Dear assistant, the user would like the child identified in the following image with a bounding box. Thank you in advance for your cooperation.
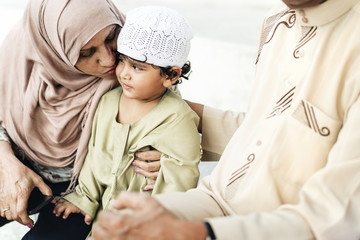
[53,6,201,226]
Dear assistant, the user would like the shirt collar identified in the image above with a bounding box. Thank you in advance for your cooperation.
[294,0,360,26]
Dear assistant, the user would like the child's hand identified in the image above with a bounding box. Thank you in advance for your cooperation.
[53,199,93,225]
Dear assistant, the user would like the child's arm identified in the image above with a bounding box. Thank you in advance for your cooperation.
[58,102,106,220]
[151,110,201,194]
[53,199,93,225]
[61,127,105,220]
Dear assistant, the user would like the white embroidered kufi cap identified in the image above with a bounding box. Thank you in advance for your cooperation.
[117,6,193,68]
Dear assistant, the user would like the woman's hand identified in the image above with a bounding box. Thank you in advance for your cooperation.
[90,192,207,240]
[0,142,52,227]
[53,199,92,225]
[133,150,162,191]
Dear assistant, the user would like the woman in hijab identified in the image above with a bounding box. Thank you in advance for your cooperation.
[0,0,161,239]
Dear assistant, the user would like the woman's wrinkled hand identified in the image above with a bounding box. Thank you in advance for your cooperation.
[0,147,52,227]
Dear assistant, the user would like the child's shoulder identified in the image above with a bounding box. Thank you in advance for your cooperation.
[160,90,194,114]
[100,87,122,102]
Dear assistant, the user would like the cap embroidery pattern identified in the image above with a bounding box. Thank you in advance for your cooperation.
[117,6,193,67]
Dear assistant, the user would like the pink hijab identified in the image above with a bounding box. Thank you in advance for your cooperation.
[0,0,125,185]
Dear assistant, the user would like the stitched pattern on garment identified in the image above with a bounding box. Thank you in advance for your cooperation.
[293,26,317,59]
[266,87,296,119]
[256,9,295,64]
[227,154,255,187]
[301,100,330,136]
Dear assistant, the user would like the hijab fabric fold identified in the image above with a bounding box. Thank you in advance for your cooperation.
[0,0,125,188]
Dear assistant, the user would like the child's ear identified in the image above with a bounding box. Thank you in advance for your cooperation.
[163,67,182,88]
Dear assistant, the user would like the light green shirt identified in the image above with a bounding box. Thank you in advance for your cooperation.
[65,87,201,219]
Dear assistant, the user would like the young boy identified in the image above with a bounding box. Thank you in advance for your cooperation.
[53,6,201,226]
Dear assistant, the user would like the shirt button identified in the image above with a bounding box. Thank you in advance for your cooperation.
[298,9,309,23]
[285,78,292,86]
[256,140,262,146]
[298,50,305,58]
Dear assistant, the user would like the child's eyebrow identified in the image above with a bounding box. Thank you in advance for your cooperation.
[128,58,148,68]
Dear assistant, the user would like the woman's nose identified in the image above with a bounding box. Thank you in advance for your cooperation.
[98,45,116,67]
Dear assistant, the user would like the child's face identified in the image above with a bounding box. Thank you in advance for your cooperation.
[115,54,172,101]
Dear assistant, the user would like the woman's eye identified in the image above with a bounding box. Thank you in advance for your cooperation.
[105,30,116,43]
[79,49,94,58]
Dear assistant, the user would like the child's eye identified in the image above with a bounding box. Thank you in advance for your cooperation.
[133,65,143,71]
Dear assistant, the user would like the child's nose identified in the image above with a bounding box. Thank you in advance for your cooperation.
[120,66,131,80]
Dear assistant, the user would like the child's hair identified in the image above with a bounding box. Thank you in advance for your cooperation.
[117,6,193,69]
[159,61,191,85]
[116,52,191,86]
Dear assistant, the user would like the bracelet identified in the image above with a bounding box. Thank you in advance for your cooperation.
[204,221,216,240]
[0,125,10,143]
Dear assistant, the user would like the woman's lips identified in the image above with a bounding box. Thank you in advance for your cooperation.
[106,68,116,74]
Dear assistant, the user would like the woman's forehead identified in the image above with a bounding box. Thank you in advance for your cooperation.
[80,25,117,50]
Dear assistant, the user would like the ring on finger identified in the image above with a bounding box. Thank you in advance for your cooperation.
[1,207,10,213]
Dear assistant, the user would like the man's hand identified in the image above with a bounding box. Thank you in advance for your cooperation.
[90,192,207,240]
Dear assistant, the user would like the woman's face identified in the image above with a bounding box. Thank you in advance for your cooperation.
[75,24,120,79]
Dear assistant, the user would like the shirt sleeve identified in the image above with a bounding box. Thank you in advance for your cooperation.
[201,106,246,160]
[151,111,201,194]
[155,189,226,221]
